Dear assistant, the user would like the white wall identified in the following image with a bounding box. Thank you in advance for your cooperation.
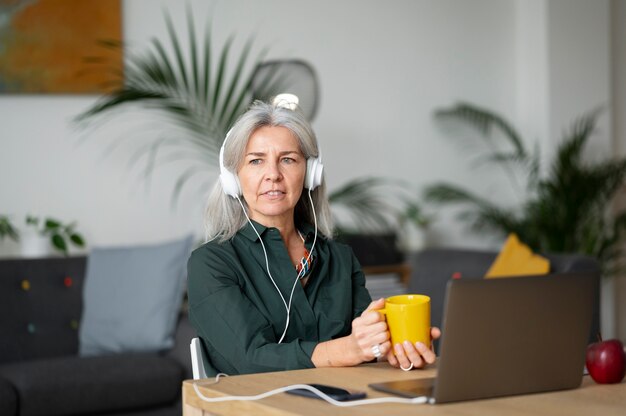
[0,0,615,254]
[612,0,626,342]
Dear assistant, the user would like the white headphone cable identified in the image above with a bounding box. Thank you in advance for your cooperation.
[191,378,429,406]
[235,190,318,344]
[236,196,290,315]
[283,189,318,339]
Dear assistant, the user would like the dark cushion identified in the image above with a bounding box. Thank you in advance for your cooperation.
[336,233,404,266]
[0,257,86,363]
[97,401,181,416]
[407,248,601,349]
[0,353,183,416]
[0,376,17,416]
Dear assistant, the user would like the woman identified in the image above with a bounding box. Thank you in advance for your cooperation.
[187,97,439,376]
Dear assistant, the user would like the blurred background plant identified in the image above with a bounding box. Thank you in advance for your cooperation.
[0,214,85,256]
[424,102,626,275]
[74,5,429,253]
[24,216,86,256]
[329,177,431,265]
[329,176,429,235]
[0,215,19,243]
[75,6,286,206]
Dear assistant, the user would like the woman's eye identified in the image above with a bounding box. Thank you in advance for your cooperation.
[281,157,295,164]
[249,159,262,165]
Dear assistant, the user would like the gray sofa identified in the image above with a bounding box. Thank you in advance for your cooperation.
[407,248,601,351]
[1,248,598,415]
[0,256,194,416]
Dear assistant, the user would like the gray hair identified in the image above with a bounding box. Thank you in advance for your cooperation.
[204,100,334,242]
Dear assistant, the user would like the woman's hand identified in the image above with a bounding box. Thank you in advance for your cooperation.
[348,298,391,364]
[386,327,441,370]
[311,298,391,367]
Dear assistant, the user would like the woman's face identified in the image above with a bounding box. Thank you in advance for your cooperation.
[238,126,306,226]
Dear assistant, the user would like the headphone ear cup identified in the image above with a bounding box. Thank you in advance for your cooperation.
[218,128,241,198]
[305,157,324,190]
[220,170,241,197]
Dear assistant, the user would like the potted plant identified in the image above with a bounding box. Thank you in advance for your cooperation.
[424,102,626,275]
[21,215,86,257]
[75,7,288,206]
[329,177,430,266]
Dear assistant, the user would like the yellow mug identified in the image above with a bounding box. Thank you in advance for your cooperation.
[378,294,431,351]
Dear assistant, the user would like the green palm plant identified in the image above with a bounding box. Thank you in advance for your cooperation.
[76,7,285,205]
[329,176,430,266]
[74,7,426,239]
[329,177,429,235]
[424,102,626,274]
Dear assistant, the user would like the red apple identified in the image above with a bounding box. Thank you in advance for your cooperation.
[586,338,626,384]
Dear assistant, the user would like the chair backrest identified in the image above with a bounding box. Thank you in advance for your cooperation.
[190,337,207,380]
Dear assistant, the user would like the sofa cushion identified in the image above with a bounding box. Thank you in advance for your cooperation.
[0,256,86,364]
[79,236,193,356]
[0,353,183,416]
[0,376,17,416]
[485,234,549,278]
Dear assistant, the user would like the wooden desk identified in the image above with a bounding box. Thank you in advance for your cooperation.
[182,361,626,415]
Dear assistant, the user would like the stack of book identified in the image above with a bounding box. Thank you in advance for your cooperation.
[364,273,407,300]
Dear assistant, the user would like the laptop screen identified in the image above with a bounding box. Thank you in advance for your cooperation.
[370,272,597,404]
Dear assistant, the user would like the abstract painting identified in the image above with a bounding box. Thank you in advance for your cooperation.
[0,0,122,93]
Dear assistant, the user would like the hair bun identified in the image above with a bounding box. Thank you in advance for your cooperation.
[272,93,299,110]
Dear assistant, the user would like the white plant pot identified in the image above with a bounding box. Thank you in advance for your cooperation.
[398,222,427,253]
[20,231,52,258]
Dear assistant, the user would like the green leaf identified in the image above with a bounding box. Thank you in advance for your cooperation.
[44,218,61,230]
[0,216,20,242]
[51,234,68,255]
[427,104,626,275]
[329,177,415,233]
[70,233,86,247]
[74,6,286,206]
[435,102,526,158]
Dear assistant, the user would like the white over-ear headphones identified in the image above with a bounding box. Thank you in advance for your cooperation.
[218,129,241,198]
[219,94,324,198]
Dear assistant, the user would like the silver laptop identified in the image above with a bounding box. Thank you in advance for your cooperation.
[369,272,596,404]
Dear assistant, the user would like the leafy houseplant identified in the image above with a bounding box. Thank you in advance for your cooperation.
[329,177,430,265]
[76,7,286,205]
[0,216,19,243]
[424,102,626,274]
[24,216,86,256]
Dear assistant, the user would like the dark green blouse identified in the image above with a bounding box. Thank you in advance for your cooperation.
[187,221,372,376]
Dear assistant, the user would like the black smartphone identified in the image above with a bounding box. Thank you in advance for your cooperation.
[286,383,367,401]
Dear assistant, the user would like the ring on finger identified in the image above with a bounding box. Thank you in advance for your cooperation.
[371,344,382,358]
[400,363,414,371]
